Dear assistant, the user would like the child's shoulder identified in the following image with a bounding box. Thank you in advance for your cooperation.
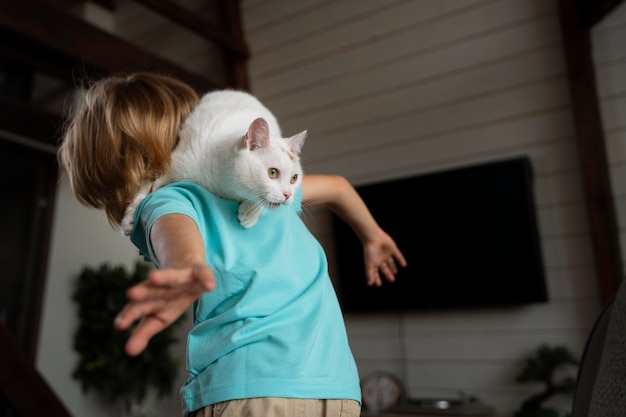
[123,182,230,233]
[149,182,234,207]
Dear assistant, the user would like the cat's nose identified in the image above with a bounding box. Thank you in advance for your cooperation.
[283,192,292,200]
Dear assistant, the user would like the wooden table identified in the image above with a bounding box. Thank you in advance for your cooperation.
[361,401,495,417]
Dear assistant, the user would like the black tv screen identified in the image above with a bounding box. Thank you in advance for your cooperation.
[332,156,548,312]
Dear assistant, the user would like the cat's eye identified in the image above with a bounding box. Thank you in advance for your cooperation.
[290,174,298,184]
[268,168,279,179]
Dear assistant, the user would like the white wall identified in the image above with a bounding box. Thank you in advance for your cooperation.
[240,0,606,416]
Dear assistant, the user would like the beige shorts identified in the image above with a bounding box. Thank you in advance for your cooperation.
[188,397,361,417]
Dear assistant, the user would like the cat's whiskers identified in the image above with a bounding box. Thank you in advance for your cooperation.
[260,190,288,209]
[246,198,271,215]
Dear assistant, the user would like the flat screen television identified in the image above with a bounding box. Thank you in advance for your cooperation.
[332,156,548,312]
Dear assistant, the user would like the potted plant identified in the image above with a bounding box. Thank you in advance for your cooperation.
[515,344,579,417]
[72,261,185,416]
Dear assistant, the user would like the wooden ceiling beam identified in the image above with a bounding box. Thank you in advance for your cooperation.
[92,0,116,10]
[0,95,63,147]
[0,0,223,93]
[559,0,624,304]
[0,28,78,84]
[0,322,73,417]
[133,0,250,59]
[578,0,624,27]
[218,0,250,90]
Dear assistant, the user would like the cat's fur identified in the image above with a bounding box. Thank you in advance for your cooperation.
[121,90,307,235]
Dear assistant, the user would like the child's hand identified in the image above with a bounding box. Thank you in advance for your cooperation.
[114,263,216,356]
[363,229,407,287]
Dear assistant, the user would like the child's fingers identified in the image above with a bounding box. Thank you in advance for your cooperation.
[124,316,168,356]
[114,297,167,330]
[379,261,396,283]
[366,264,383,287]
[394,249,408,267]
[114,265,217,356]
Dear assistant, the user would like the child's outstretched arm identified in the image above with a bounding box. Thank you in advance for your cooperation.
[302,175,407,287]
[114,214,216,356]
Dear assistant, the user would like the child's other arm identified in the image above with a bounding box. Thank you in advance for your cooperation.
[302,175,407,286]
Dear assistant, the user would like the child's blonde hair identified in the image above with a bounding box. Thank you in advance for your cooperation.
[58,72,199,227]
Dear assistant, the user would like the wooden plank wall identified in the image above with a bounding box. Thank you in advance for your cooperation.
[241,1,603,415]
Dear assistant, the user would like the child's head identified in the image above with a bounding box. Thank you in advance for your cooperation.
[59,72,199,227]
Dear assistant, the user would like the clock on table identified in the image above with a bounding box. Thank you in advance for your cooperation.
[360,371,405,412]
[360,371,495,416]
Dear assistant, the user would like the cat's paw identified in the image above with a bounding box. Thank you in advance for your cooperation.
[238,201,262,228]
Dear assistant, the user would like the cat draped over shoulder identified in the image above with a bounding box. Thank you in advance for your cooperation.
[121,90,307,235]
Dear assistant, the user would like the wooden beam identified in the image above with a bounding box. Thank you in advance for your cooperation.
[558,0,623,305]
[0,322,73,417]
[0,28,78,84]
[218,0,250,90]
[0,94,63,146]
[0,0,223,93]
[133,0,250,59]
[92,0,116,10]
[579,0,624,27]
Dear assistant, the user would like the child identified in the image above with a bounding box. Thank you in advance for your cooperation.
[59,72,406,417]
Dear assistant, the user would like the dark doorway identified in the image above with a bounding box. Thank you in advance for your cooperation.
[0,136,57,358]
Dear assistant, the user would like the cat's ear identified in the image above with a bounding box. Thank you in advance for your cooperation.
[244,118,271,150]
[287,130,307,154]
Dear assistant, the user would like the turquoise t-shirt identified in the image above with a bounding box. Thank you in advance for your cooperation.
[129,182,361,415]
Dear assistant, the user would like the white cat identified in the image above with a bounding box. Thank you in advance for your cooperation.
[121,90,307,235]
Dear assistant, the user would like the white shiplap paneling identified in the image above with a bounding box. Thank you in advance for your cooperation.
[243,1,603,416]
